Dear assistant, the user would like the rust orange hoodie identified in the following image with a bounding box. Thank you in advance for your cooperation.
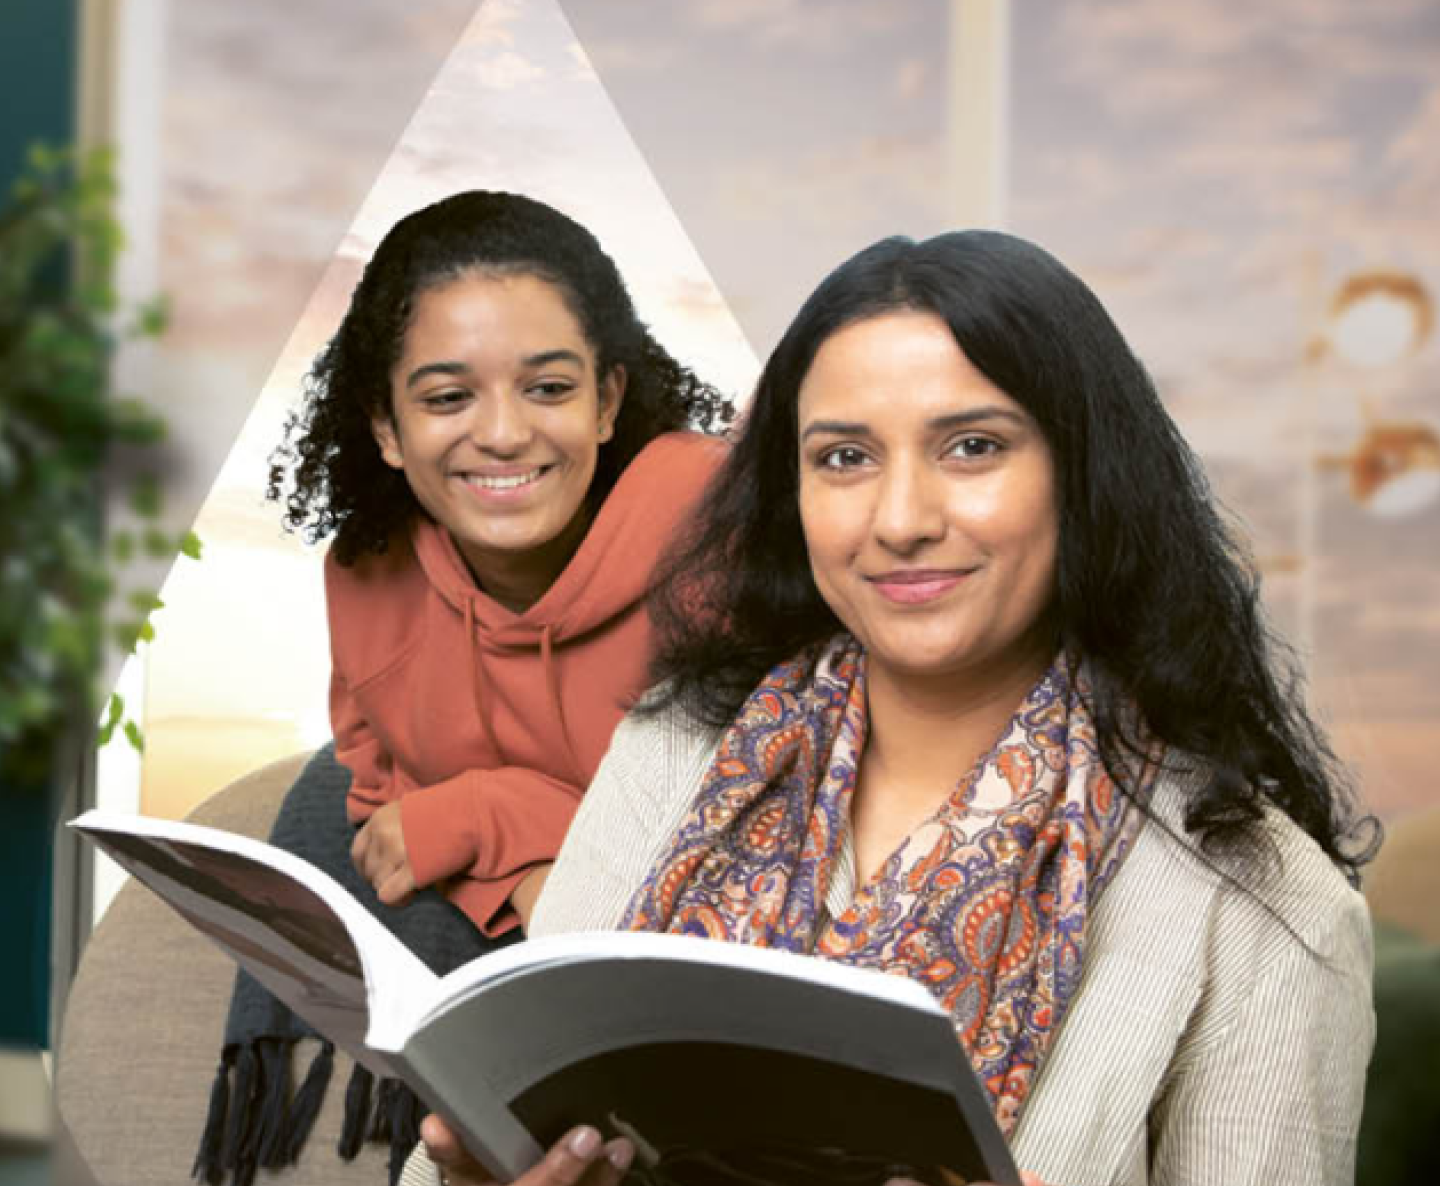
[326,432,723,935]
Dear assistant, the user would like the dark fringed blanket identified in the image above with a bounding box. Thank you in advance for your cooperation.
[194,745,518,1186]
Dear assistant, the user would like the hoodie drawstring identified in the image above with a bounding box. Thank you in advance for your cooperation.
[465,597,503,759]
[465,602,583,784]
[539,624,584,784]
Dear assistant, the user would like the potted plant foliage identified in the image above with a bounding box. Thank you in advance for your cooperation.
[0,144,194,1044]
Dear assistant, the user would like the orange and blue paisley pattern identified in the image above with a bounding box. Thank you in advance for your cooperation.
[622,635,1152,1136]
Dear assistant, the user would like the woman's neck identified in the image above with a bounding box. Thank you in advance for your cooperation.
[862,640,1056,795]
[847,639,1056,885]
[455,501,594,615]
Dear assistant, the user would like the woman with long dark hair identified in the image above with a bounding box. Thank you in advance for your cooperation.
[419,230,1376,1186]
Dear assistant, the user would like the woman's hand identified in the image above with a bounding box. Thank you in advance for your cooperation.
[352,801,417,906]
[420,1115,634,1186]
[421,1114,1040,1186]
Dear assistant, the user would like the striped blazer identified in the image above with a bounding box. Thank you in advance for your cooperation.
[404,702,1374,1186]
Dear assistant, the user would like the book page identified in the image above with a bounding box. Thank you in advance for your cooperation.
[72,810,436,1063]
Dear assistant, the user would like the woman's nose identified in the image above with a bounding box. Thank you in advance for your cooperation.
[469,393,533,455]
[872,462,946,554]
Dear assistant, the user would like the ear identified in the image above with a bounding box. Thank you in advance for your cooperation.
[371,415,405,469]
[597,365,627,444]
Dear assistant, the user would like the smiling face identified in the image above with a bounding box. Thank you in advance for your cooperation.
[372,270,624,610]
[796,309,1059,691]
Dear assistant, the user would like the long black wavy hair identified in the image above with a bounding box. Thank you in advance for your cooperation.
[649,230,1376,880]
[269,190,733,565]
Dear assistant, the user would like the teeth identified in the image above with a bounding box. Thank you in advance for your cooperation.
[468,469,542,490]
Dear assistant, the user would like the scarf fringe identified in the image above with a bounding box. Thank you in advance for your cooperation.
[191,1039,341,1185]
[368,1076,401,1144]
[253,1039,290,1167]
[220,1043,259,1185]
[338,1062,374,1159]
[191,1047,233,1185]
[386,1085,425,1186]
[284,1039,334,1162]
[338,1061,424,1186]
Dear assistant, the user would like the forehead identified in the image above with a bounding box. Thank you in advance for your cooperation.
[401,272,592,361]
[797,310,1018,422]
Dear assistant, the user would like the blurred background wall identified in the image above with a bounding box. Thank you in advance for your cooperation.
[122,0,1435,849]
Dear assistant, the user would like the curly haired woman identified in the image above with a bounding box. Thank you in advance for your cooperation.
[199,191,732,1186]
[273,189,731,934]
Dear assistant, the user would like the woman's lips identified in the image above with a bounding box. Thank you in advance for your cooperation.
[867,569,974,605]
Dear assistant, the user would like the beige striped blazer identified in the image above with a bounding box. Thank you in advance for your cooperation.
[406,703,1375,1186]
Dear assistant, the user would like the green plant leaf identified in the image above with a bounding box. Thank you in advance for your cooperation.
[96,691,124,745]
[128,473,162,518]
[122,719,144,754]
[179,531,203,560]
[142,528,174,558]
[110,398,166,445]
[25,142,62,174]
[134,295,170,337]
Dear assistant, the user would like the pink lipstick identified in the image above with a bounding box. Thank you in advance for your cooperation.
[868,569,973,605]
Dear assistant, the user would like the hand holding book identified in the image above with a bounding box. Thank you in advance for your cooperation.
[416,1115,1049,1186]
[421,1117,633,1186]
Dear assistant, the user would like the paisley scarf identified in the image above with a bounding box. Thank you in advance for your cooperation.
[622,635,1153,1134]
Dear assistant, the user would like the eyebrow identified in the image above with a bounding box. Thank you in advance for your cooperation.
[520,348,587,369]
[403,349,587,389]
[799,406,1031,442]
[404,361,469,389]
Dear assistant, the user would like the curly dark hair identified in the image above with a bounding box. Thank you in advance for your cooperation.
[268,190,733,565]
[648,230,1377,881]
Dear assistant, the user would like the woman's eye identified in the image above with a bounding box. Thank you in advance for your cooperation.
[948,435,1000,459]
[421,390,468,409]
[818,445,870,470]
[528,381,575,401]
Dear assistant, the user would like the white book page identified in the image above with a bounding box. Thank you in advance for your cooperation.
[412,931,953,1097]
[418,930,941,1029]
[70,809,438,1058]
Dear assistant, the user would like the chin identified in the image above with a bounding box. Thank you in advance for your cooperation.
[865,641,974,679]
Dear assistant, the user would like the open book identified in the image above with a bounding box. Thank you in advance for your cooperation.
[72,809,1020,1186]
